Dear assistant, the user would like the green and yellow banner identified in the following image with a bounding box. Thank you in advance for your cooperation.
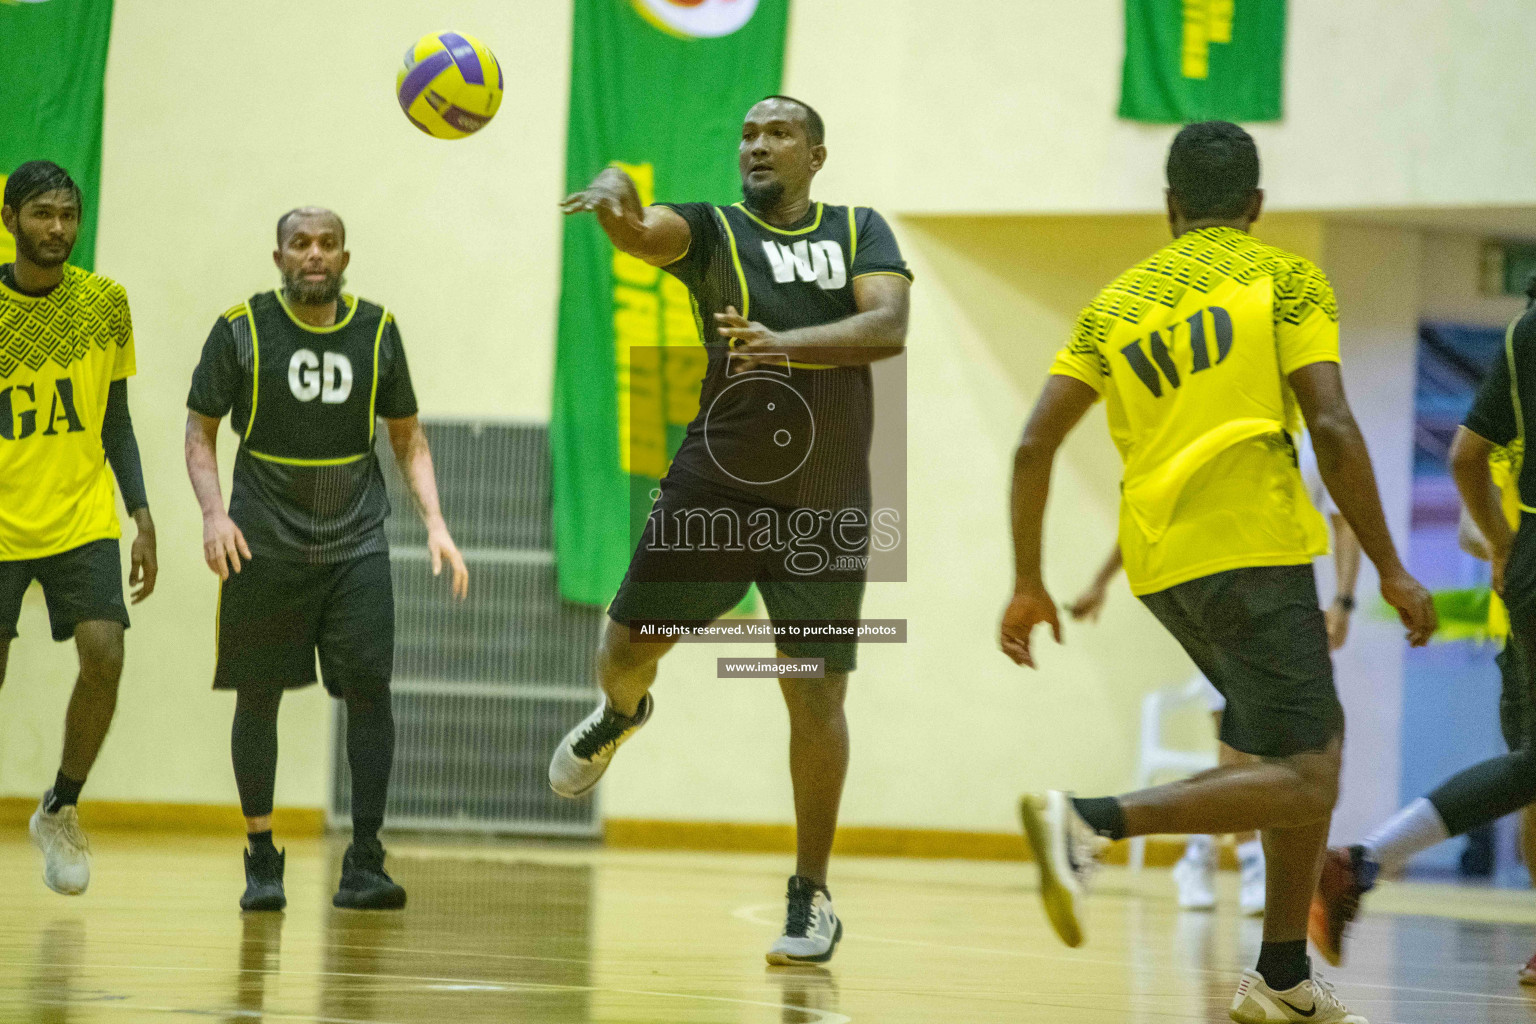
[0,0,115,270]
[550,0,790,605]
[1119,0,1285,124]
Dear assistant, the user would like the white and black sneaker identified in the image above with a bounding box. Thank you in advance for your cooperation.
[1018,791,1109,948]
[1229,968,1367,1023]
[766,875,842,965]
[548,694,653,798]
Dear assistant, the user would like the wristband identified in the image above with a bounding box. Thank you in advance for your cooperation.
[1335,595,1355,613]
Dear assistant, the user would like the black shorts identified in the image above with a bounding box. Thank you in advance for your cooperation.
[0,539,129,642]
[1496,640,1532,752]
[608,472,867,673]
[1139,563,1342,757]
[214,551,394,696]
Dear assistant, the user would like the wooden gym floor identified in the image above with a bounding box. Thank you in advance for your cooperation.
[2,831,1534,1023]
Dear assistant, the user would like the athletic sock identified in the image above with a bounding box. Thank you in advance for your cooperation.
[247,829,277,856]
[44,772,84,814]
[1236,837,1264,863]
[1071,796,1127,841]
[1183,834,1215,863]
[1361,797,1450,872]
[1256,941,1310,992]
[352,816,383,846]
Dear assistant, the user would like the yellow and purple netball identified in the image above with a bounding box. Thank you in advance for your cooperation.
[396,32,503,139]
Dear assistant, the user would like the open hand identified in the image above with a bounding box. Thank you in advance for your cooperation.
[129,510,158,603]
[1000,583,1062,668]
[716,306,781,371]
[203,511,251,580]
[429,526,469,601]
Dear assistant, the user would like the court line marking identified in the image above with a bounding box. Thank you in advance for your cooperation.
[0,959,854,1024]
[729,902,1536,1007]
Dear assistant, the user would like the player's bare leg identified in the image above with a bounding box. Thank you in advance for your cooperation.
[31,620,123,895]
[767,668,848,965]
[549,619,672,798]
[59,620,124,781]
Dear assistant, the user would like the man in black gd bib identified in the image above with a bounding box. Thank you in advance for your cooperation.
[550,97,912,965]
[184,208,469,912]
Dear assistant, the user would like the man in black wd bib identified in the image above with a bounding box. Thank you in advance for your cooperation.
[184,208,469,913]
[550,96,912,965]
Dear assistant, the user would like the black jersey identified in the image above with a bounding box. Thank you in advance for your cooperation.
[187,291,418,563]
[1467,307,1536,512]
[658,201,911,511]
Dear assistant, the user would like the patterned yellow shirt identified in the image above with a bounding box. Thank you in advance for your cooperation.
[0,264,136,559]
[1050,227,1340,595]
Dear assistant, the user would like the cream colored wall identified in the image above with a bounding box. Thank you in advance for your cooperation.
[787,1,1536,217]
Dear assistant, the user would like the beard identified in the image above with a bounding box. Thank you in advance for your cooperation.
[14,228,74,269]
[282,269,345,305]
[742,177,786,213]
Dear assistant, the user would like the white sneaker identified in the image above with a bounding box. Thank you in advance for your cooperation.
[1018,791,1109,948]
[1230,969,1367,1023]
[766,876,842,965]
[1238,839,1266,917]
[548,694,653,798]
[1173,836,1217,911]
[29,800,91,895]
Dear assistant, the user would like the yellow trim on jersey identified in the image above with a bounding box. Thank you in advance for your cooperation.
[849,206,860,263]
[715,208,750,320]
[786,360,838,370]
[274,290,359,333]
[732,202,824,236]
[852,271,912,282]
[243,301,259,442]
[660,240,691,267]
[1504,319,1536,515]
[222,302,247,321]
[367,311,387,442]
[213,578,223,664]
[245,449,369,467]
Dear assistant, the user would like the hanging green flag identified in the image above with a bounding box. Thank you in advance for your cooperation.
[0,0,115,270]
[1119,0,1285,124]
[550,0,790,606]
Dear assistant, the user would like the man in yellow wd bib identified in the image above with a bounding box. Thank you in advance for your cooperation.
[1001,123,1436,1024]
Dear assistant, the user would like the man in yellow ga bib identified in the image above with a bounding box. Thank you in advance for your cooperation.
[999,122,1437,1024]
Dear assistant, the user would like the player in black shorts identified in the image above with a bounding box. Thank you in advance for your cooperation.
[185,207,468,912]
[548,96,912,965]
[2,161,157,897]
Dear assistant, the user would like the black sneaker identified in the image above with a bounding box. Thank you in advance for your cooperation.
[332,839,406,910]
[240,846,287,912]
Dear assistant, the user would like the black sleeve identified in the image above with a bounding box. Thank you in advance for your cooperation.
[656,202,720,290]
[1465,343,1519,448]
[187,317,240,418]
[101,378,148,513]
[850,208,913,282]
[374,317,420,420]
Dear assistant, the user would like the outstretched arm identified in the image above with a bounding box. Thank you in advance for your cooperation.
[385,415,468,600]
[714,273,910,369]
[561,166,691,267]
[1000,374,1100,667]
[1289,361,1436,645]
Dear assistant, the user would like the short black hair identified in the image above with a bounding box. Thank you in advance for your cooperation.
[1165,121,1260,221]
[3,160,83,214]
[759,95,824,147]
[276,207,346,247]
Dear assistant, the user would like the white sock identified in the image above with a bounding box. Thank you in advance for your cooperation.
[1236,838,1264,864]
[1361,797,1450,871]
[1184,834,1215,863]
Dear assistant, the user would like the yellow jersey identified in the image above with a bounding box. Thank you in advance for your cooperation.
[0,264,136,559]
[1050,226,1340,595]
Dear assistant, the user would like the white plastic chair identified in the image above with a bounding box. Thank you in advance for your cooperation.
[1128,673,1218,872]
